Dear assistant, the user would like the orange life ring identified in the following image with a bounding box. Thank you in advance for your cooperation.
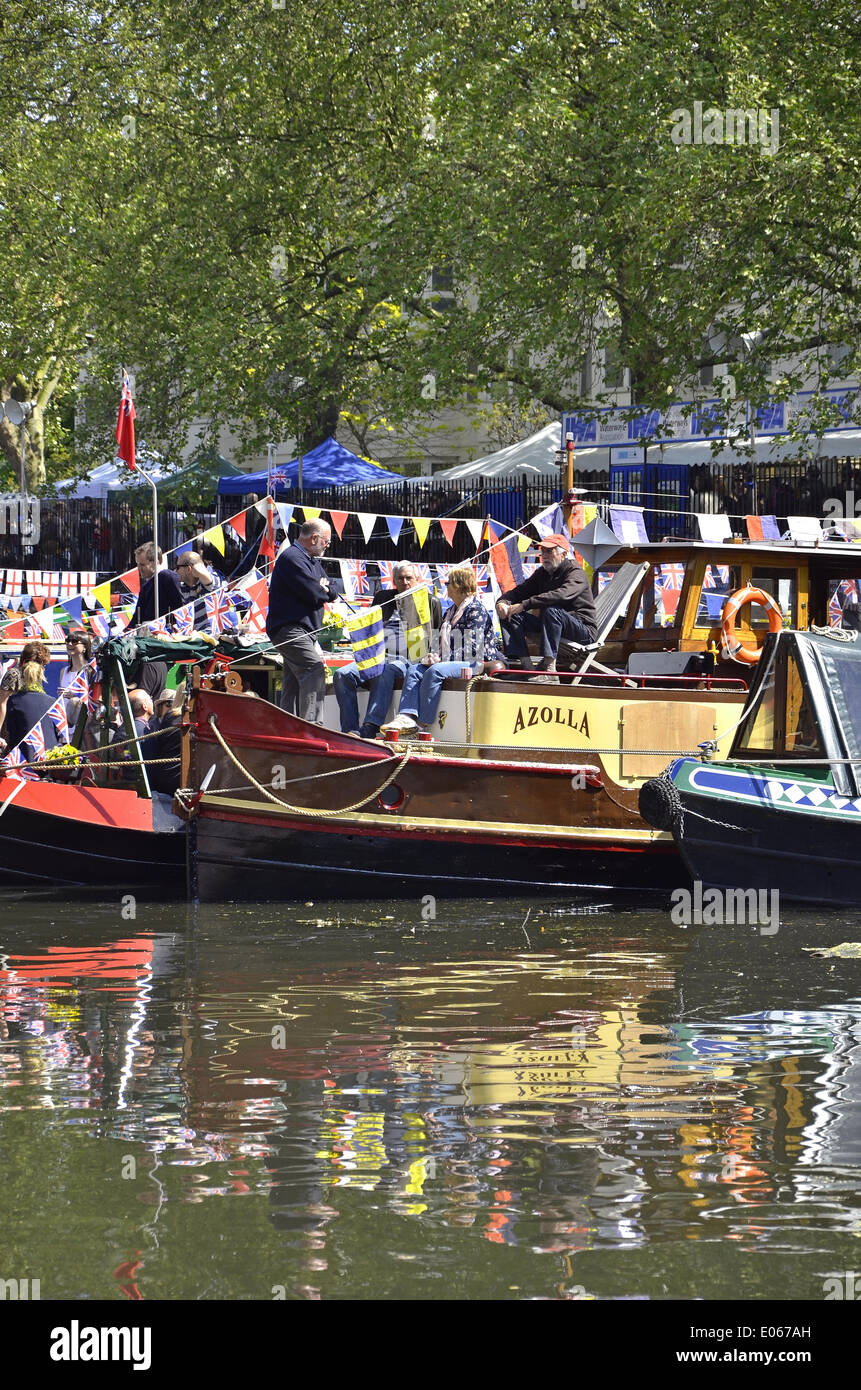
[720,586,783,664]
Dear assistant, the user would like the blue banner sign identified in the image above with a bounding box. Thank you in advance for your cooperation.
[562,388,860,449]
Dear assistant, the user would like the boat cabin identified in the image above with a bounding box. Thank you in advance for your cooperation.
[598,539,861,675]
[728,628,861,799]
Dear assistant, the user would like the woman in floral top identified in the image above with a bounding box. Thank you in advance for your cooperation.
[382,566,499,733]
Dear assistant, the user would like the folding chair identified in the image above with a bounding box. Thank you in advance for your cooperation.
[559,560,651,683]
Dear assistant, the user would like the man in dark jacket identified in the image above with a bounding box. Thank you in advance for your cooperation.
[496,534,597,674]
[265,519,332,720]
[131,542,185,626]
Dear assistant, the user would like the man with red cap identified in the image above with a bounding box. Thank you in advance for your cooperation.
[496,534,597,677]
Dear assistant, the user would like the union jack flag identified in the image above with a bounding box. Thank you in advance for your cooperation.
[47,698,69,743]
[703,564,731,590]
[147,615,171,638]
[172,602,195,636]
[204,588,238,633]
[830,579,858,627]
[414,563,432,586]
[656,563,685,619]
[434,564,454,591]
[339,559,370,599]
[658,563,685,592]
[376,561,398,589]
[473,564,489,590]
[1,744,38,780]
[24,720,46,762]
[61,669,89,700]
[597,570,614,593]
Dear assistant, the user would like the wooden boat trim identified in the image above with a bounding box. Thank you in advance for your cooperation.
[198,793,673,845]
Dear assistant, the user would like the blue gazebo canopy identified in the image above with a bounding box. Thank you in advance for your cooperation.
[217,436,401,495]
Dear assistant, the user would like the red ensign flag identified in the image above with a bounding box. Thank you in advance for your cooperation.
[116,370,136,471]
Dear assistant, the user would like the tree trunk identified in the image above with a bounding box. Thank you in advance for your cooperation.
[0,382,48,491]
[299,394,341,455]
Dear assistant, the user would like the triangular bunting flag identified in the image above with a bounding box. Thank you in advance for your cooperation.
[245,577,269,617]
[227,510,247,540]
[412,516,432,548]
[329,511,349,539]
[355,513,377,544]
[301,506,322,522]
[385,515,403,545]
[258,501,276,560]
[516,532,531,552]
[275,502,294,532]
[464,518,484,547]
[203,524,225,555]
[439,518,459,547]
[34,607,57,637]
[91,580,113,612]
[59,597,84,624]
[117,567,140,596]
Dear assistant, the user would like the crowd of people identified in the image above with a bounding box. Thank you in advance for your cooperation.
[0,516,600,775]
[267,518,598,740]
[0,632,183,793]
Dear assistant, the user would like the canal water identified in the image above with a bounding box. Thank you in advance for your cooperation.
[1,893,860,1302]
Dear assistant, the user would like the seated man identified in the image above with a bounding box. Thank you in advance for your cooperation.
[333,560,442,739]
[496,534,597,676]
[110,690,154,753]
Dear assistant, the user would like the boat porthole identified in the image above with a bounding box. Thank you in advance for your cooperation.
[378,784,405,811]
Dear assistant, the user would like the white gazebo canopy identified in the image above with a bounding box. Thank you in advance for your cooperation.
[430,422,609,480]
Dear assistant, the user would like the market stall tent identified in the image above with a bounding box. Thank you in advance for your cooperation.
[217,436,402,495]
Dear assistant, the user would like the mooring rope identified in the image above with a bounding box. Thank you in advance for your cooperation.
[205,713,412,818]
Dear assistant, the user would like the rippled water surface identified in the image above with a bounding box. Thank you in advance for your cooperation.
[2,895,861,1300]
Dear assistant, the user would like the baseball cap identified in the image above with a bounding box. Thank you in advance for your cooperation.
[536,534,571,552]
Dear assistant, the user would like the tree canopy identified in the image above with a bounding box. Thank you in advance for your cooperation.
[0,0,858,490]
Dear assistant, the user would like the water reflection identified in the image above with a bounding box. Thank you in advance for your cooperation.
[2,900,861,1299]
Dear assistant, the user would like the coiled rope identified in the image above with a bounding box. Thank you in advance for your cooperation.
[205,713,412,818]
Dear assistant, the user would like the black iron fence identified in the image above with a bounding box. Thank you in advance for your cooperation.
[5,454,861,574]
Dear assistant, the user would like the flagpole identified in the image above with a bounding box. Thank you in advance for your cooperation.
[132,459,159,621]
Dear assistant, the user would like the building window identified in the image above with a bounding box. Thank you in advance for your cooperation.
[429,265,455,311]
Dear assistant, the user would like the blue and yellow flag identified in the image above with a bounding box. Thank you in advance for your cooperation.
[346,605,386,678]
[400,586,431,659]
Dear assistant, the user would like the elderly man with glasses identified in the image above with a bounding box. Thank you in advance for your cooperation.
[265,519,332,723]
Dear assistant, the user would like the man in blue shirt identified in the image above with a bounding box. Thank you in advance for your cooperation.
[265,519,332,722]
